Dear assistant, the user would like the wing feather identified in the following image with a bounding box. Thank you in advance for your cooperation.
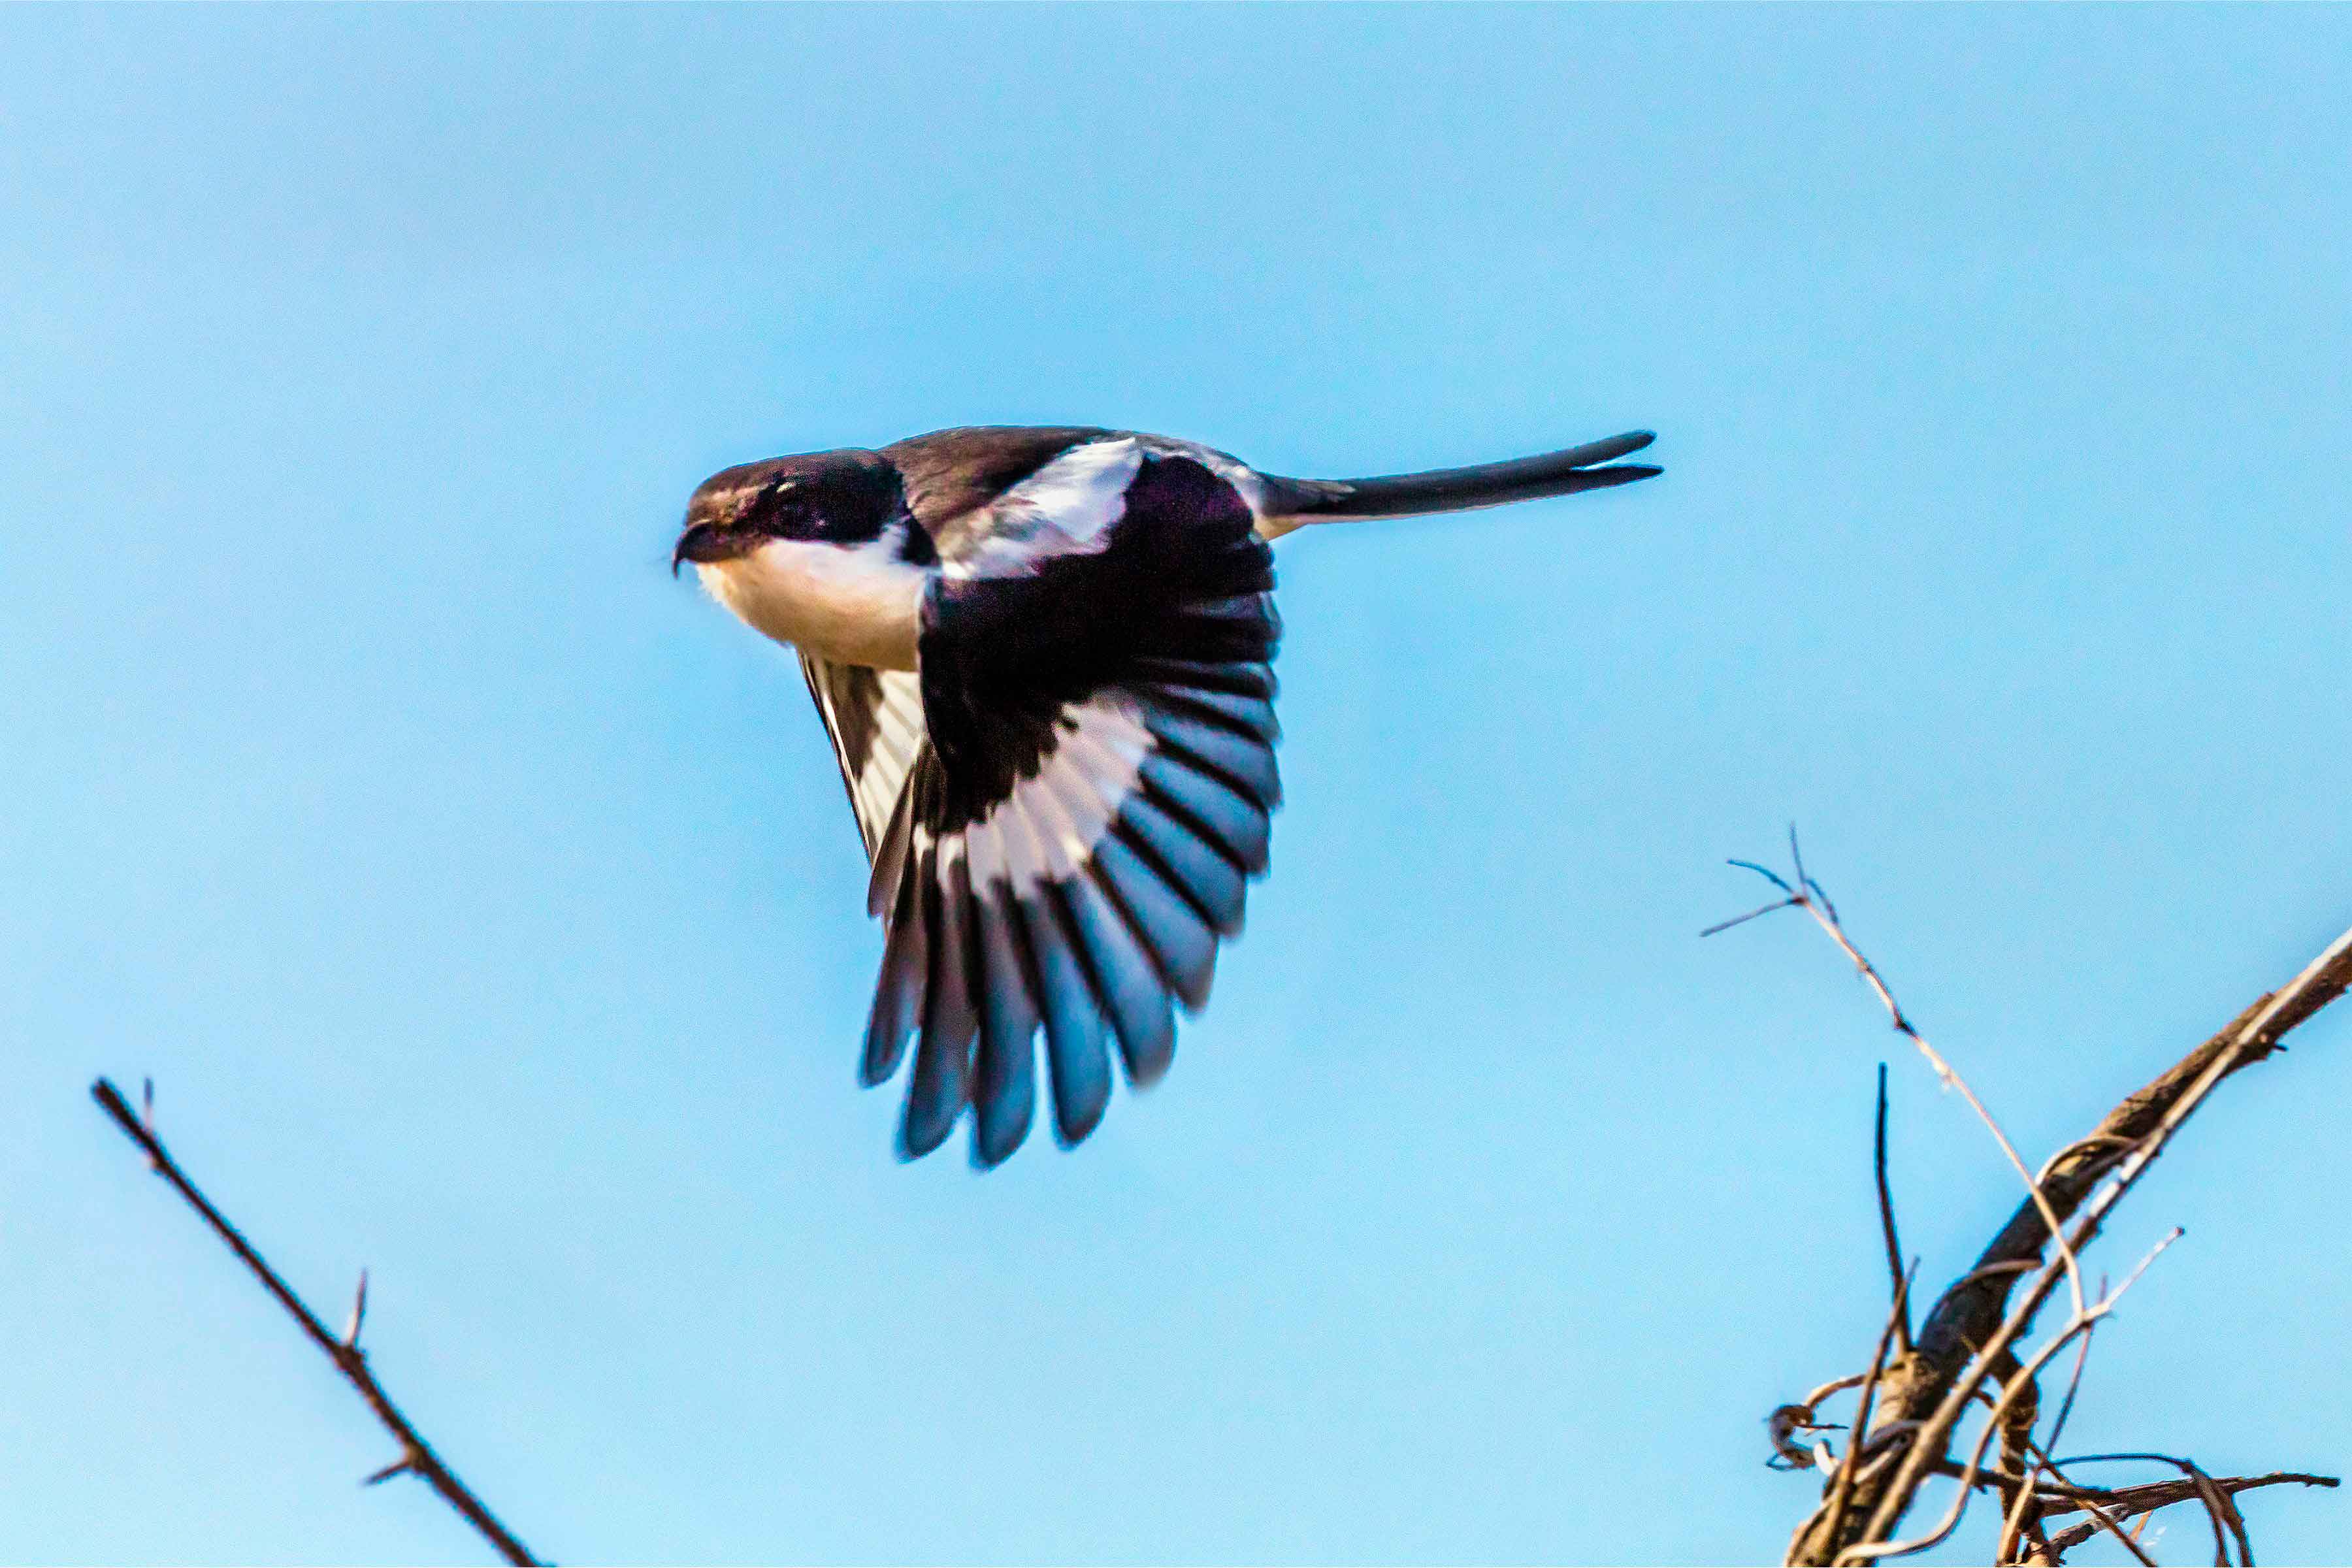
[1003,806,1115,1148]
[843,445,1281,1163]
[902,844,979,1160]
[802,657,928,863]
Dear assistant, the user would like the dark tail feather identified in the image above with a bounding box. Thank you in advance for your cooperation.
[1263,430,1659,522]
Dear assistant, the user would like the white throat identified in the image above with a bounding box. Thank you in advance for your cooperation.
[696,531,928,671]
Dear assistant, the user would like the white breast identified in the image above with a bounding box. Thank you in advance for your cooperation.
[696,534,927,671]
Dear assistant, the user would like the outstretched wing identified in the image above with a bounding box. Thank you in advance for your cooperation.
[864,440,1282,1166]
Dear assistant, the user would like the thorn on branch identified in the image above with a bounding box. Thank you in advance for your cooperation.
[365,1454,418,1488]
[346,1268,369,1350]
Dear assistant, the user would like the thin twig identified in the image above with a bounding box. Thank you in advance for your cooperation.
[1923,1450,2161,1567]
[2040,1305,2097,1463]
[2176,1455,2240,1566]
[1835,1230,2181,1565]
[1872,1064,1910,1352]
[1991,1424,2141,1564]
[2058,1453,2265,1565]
[1758,870,2352,1563]
[1701,894,1801,938]
[1799,1372,1872,1412]
[1720,845,2091,1335]
[1815,1268,1917,1547]
[91,1078,542,1567]
[2022,1458,2160,1568]
[1991,1380,2054,1561]
[2036,1475,2339,1558]
[1838,923,2352,1557]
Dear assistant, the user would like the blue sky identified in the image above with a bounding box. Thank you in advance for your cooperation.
[5,5,2351,1563]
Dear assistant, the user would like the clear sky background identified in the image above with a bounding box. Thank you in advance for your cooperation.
[5,7,2351,1564]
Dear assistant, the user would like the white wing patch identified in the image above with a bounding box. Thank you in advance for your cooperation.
[981,696,1154,887]
[852,669,926,845]
[948,436,1145,579]
[803,657,928,860]
[878,696,1152,916]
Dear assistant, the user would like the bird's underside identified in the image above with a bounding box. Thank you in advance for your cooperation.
[680,424,1660,1166]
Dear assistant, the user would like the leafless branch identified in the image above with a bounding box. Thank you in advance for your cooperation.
[91,1077,543,1567]
[1716,845,2352,1564]
[1835,1230,2181,1564]
[1714,836,2092,1331]
[1993,1418,2110,1562]
[1873,1064,1910,1354]
[2033,1474,2340,1560]
[2050,1454,2268,1566]
[1814,1267,1916,1546]
[1829,919,2352,1561]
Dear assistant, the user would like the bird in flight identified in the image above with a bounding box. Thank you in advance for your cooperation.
[676,425,1659,1166]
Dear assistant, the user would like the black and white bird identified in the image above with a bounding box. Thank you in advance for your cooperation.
[676,425,1659,1167]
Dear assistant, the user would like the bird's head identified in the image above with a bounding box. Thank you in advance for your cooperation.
[672,449,916,575]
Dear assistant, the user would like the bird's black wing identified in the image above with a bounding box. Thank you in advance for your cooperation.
[863,440,1281,1166]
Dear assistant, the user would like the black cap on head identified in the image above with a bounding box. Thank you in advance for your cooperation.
[675,449,907,572]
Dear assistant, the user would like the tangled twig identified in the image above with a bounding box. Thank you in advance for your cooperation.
[1712,841,2352,1563]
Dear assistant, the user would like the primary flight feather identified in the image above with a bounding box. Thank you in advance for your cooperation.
[676,424,1661,1166]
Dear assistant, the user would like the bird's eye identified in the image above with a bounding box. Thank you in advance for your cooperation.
[757,480,806,522]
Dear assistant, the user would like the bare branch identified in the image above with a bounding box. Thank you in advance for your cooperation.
[2056,1454,2268,1566]
[366,1456,420,1488]
[1701,892,1802,938]
[1820,921,2352,1560]
[1993,1420,2112,1562]
[1727,847,2352,1563]
[1718,845,2091,1333]
[90,1078,543,1567]
[2035,1474,2340,1559]
[1872,1064,1910,1352]
[1835,1230,2181,1564]
[1814,1268,1916,1548]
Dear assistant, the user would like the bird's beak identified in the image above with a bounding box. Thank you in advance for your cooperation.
[672,521,729,578]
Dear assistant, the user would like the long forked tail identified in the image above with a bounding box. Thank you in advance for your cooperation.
[1259,430,1659,526]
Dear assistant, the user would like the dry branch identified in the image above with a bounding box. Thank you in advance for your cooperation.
[91,1077,543,1567]
[1712,851,2352,1563]
[2031,1473,2339,1560]
[1872,1064,1910,1354]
